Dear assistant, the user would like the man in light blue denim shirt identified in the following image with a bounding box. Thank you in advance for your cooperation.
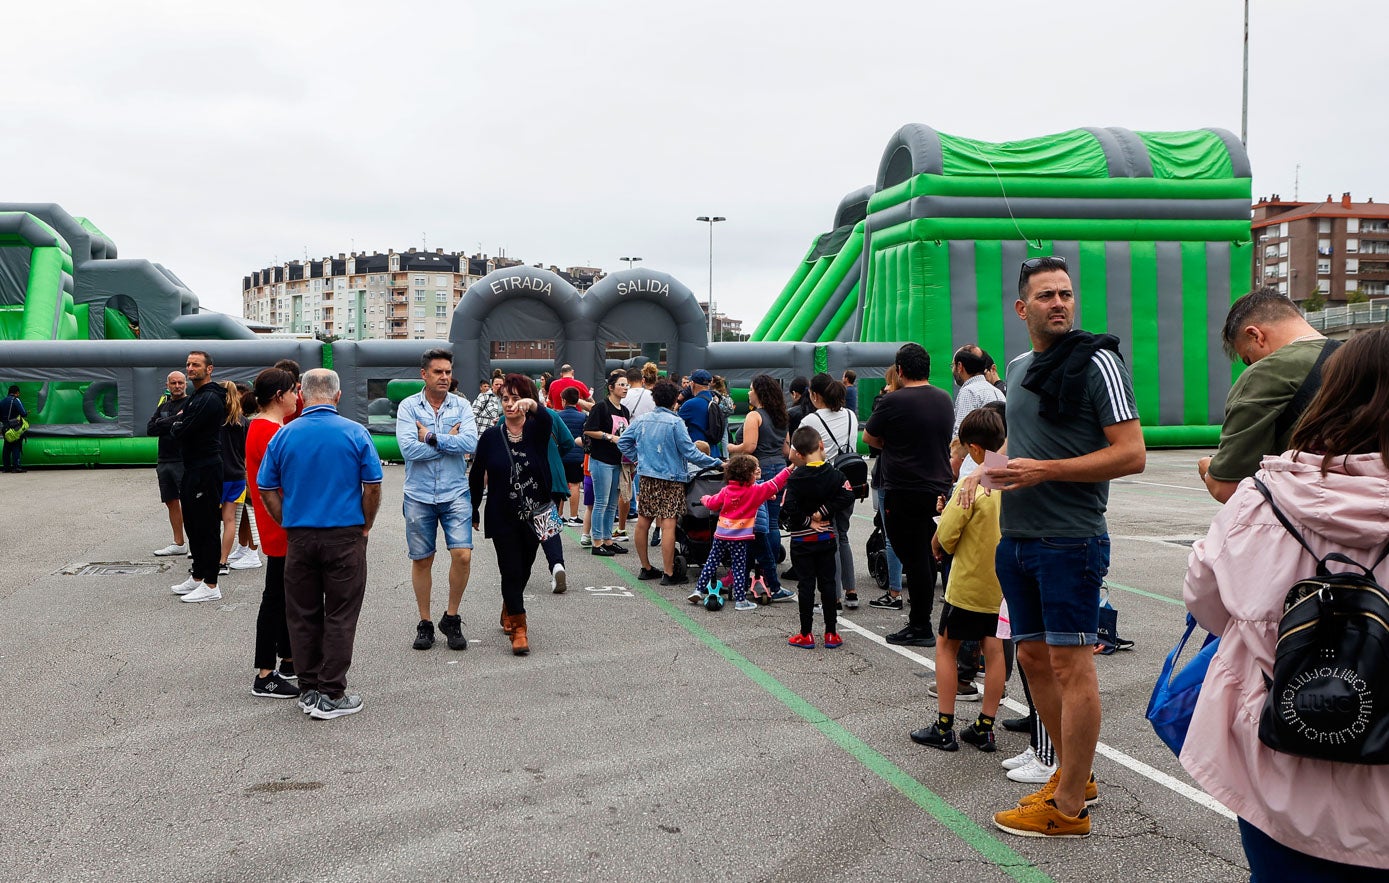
[617,379,721,586]
[396,348,479,652]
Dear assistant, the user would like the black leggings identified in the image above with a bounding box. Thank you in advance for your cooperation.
[492,526,538,615]
[254,556,293,671]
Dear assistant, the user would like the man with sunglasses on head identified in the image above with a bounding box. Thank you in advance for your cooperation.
[969,256,1145,839]
[1197,288,1334,503]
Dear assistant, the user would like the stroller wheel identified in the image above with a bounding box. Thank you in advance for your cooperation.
[673,554,687,574]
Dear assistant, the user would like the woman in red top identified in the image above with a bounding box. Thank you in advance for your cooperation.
[245,368,300,699]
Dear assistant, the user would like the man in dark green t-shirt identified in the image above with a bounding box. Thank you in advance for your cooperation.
[1198,289,1333,503]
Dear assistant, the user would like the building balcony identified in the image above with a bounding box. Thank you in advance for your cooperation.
[1353,267,1389,280]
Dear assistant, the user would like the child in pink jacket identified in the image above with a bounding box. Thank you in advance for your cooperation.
[694,454,790,611]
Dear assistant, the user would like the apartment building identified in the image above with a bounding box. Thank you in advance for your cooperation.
[1252,192,1389,306]
[242,249,603,341]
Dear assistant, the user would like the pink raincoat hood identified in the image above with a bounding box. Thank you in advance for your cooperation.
[1255,451,1389,552]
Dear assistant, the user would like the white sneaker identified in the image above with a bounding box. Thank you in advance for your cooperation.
[230,549,262,570]
[1002,746,1036,771]
[551,562,566,594]
[154,544,188,557]
[579,534,592,547]
[171,575,201,595]
[181,582,223,604]
[1005,756,1057,784]
[227,544,247,561]
[734,599,757,612]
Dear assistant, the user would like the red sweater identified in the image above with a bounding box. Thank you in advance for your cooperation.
[245,418,288,557]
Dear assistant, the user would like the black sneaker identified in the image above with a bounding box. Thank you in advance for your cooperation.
[412,619,435,650]
[218,562,230,575]
[277,659,296,680]
[438,613,468,651]
[650,529,662,547]
[844,591,859,609]
[297,689,321,714]
[659,571,688,586]
[910,724,958,751]
[592,546,617,557]
[638,566,663,581]
[252,673,301,699]
[609,544,629,555]
[960,722,997,752]
[869,593,904,610]
[886,626,936,647]
[1002,715,1034,734]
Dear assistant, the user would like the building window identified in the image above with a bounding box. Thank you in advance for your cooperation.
[1318,260,1330,275]
[413,307,425,318]
[434,275,449,286]
[1278,241,1288,257]
[1346,259,1359,274]
[435,305,448,317]
[1346,239,1359,253]
[1319,219,1332,233]
[414,291,426,302]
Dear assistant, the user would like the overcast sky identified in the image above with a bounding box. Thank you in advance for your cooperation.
[4,1,1384,327]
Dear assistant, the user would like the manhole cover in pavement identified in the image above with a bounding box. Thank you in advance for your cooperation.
[59,562,168,576]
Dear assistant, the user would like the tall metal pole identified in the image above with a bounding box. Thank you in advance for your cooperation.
[1242,0,1249,146]
[696,216,725,338]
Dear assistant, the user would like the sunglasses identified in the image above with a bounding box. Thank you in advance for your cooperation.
[1019,255,1068,287]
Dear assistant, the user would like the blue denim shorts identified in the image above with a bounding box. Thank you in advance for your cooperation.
[996,535,1110,646]
[404,494,473,559]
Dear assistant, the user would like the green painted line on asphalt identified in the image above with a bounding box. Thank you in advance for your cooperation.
[1106,579,1184,607]
[587,552,1054,883]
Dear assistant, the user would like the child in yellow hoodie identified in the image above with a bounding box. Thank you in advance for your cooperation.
[912,407,1008,752]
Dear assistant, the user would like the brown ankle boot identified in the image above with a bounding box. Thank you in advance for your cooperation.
[510,613,529,655]
[500,603,512,635]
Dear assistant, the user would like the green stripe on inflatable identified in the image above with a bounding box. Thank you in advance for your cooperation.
[320,342,332,369]
[1143,425,1220,447]
[21,247,66,341]
[751,241,817,341]
[820,281,859,342]
[779,226,864,341]
[1229,242,1253,388]
[1129,243,1160,424]
[867,175,1251,213]
[372,434,402,462]
[973,241,1006,363]
[1180,242,1210,425]
[813,345,828,375]
[1135,130,1234,180]
[917,241,954,389]
[870,217,1250,247]
[1078,241,1108,332]
[937,129,1111,178]
[766,255,832,341]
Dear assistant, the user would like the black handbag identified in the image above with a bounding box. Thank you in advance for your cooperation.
[1252,478,1389,764]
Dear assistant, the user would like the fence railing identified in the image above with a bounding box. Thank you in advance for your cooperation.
[1304,298,1389,330]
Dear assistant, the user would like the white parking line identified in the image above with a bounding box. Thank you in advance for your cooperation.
[836,616,1236,821]
[1113,478,1211,493]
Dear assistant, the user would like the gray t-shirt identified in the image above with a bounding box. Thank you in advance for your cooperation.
[1000,348,1138,538]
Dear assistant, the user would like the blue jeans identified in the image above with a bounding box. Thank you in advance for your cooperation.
[996,535,1109,646]
[404,494,474,559]
[751,461,783,591]
[875,487,903,591]
[1239,818,1389,882]
[590,459,622,542]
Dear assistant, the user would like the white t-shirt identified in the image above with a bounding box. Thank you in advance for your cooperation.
[623,386,656,419]
[807,408,858,456]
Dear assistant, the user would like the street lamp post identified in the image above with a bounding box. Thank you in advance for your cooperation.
[620,256,643,270]
[695,216,726,338]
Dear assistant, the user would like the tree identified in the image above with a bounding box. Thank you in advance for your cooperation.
[1302,290,1327,313]
[1347,288,1370,305]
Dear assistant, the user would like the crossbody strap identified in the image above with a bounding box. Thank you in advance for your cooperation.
[815,414,848,455]
[1273,339,1341,441]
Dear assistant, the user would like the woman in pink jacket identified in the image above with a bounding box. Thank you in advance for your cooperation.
[1182,326,1389,879]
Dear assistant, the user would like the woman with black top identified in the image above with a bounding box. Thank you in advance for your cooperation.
[728,374,790,599]
[582,373,631,557]
[469,374,558,656]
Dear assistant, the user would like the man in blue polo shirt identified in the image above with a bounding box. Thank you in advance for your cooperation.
[258,369,383,721]
[396,347,478,652]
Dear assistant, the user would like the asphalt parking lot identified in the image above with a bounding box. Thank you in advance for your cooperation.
[0,448,1245,882]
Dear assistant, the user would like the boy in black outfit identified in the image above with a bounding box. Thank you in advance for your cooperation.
[780,426,856,649]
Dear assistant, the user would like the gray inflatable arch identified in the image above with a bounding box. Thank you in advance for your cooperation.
[581,269,709,381]
[449,266,586,388]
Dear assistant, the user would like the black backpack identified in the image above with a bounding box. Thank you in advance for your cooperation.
[1252,477,1389,764]
[814,414,868,501]
[705,396,728,452]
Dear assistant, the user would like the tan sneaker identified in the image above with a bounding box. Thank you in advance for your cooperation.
[993,799,1091,838]
[1018,769,1099,807]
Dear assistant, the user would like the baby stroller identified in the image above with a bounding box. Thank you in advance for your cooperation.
[866,510,889,591]
[675,463,725,576]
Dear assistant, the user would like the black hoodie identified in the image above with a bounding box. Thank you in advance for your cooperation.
[780,462,855,541]
[167,380,226,468]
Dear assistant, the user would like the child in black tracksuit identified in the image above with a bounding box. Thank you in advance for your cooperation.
[780,426,856,649]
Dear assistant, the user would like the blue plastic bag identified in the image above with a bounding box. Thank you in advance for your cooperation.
[1146,613,1220,756]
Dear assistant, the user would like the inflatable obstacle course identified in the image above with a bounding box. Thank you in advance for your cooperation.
[754,125,1253,445]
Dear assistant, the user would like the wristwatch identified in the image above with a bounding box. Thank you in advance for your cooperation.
[426,431,438,447]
